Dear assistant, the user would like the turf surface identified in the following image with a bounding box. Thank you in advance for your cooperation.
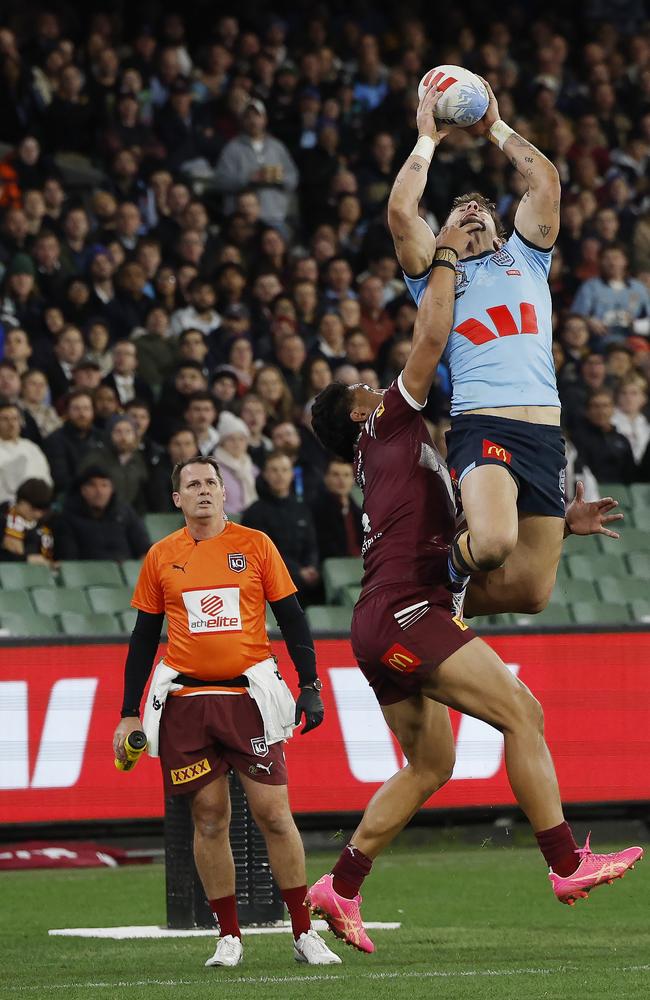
[1,841,648,1000]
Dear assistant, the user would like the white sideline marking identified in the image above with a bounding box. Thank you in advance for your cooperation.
[48,920,400,939]
[8,966,650,992]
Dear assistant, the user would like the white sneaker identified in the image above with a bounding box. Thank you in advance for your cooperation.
[205,934,243,967]
[293,928,342,965]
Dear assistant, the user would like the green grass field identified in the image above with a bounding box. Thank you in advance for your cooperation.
[1,841,648,1000]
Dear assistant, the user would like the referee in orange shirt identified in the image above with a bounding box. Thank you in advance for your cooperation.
[113,455,340,968]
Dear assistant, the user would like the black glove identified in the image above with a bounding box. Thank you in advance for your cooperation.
[295,686,324,734]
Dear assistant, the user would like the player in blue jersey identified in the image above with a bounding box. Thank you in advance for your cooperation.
[388,81,570,617]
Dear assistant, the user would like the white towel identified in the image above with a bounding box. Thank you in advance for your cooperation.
[142,660,182,758]
[244,658,296,745]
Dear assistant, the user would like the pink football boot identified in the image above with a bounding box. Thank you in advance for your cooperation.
[549,832,643,905]
[305,874,375,953]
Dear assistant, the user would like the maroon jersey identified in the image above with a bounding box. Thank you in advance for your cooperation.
[354,375,456,596]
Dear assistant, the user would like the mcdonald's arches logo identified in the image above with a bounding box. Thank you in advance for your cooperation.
[380,643,422,674]
[482,439,512,464]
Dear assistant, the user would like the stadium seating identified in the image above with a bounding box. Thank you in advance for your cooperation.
[571,601,632,625]
[340,584,362,607]
[144,513,184,543]
[0,563,55,589]
[306,605,353,632]
[630,599,650,623]
[513,604,573,626]
[120,560,143,588]
[322,557,363,603]
[595,529,649,556]
[0,612,61,636]
[59,560,125,588]
[626,553,650,580]
[87,586,135,613]
[0,590,35,615]
[119,610,138,632]
[549,578,599,604]
[31,586,91,615]
[567,552,628,580]
[597,577,640,603]
[59,611,123,636]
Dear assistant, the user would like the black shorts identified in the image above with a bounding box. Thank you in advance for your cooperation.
[446,414,567,518]
[351,585,476,706]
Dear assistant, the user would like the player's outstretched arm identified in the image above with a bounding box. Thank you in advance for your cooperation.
[402,221,478,406]
[387,85,447,276]
[469,77,560,249]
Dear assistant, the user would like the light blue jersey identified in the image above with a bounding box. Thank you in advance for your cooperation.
[404,230,560,415]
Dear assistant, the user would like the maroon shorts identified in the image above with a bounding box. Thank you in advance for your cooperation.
[158,692,287,796]
[351,585,476,706]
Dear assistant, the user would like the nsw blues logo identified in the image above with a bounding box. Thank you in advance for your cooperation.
[454,262,469,299]
[492,247,515,267]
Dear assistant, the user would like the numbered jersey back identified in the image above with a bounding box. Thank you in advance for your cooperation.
[404,229,560,415]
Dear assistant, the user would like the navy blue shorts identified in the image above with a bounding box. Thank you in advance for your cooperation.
[445,414,567,518]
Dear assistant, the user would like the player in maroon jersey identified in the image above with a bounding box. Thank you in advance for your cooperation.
[305,224,642,954]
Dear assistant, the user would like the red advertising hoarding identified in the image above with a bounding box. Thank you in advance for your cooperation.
[1,632,649,824]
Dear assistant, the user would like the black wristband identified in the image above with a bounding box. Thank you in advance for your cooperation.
[430,259,456,271]
[436,245,459,260]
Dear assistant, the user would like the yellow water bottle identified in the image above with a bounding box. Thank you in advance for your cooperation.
[115,730,148,771]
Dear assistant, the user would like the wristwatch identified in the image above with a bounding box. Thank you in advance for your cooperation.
[301,678,323,692]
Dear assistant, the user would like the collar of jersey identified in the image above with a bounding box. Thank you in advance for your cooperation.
[460,249,494,264]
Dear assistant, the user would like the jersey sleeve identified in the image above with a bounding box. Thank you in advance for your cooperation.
[509,230,553,280]
[366,377,424,442]
[260,532,298,602]
[131,546,165,614]
[403,268,432,308]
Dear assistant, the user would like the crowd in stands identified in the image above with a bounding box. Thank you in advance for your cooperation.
[1,2,650,601]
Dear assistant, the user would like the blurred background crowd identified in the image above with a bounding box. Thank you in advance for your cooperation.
[1,0,650,603]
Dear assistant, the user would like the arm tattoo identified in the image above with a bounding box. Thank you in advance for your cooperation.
[410,162,423,172]
[538,224,551,237]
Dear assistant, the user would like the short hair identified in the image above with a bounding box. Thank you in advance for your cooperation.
[16,478,53,508]
[183,390,216,409]
[64,388,94,410]
[310,381,359,461]
[171,454,222,492]
[262,448,294,469]
[587,388,614,403]
[125,397,152,414]
[449,191,506,240]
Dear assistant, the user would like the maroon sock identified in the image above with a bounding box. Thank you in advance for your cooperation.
[209,894,241,939]
[281,885,311,939]
[331,843,373,899]
[535,821,579,877]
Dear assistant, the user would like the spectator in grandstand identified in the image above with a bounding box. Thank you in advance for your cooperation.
[572,389,637,484]
[213,99,299,233]
[92,383,122,431]
[275,335,308,404]
[243,450,321,603]
[54,465,150,560]
[183,391,220,456]
[571,245,650,346]
[170,277,222,338]
[176,328,211,378]
[146,427,199,514]
[310,458,363,561]
[153,361,209,442]
[0,477,54,564]
[0,401,51,505]
[270,420,327,504]
[239,392,273,468]
[309,313,348,370]
[43,389,102,496]
[560,351,611,433]
[251,364,295,425]
[612,374,650,467]
[3,326,33,376]
[102,339,154,408]
[44,324,86,405]
[0,252,43,336]
[133,306,177,389]
[0,360,42,444]
[113,453,337,967]
[124,398,165,470]
[71,357,104,393]
[214,411,258,517]
[78,413,149,513]
[19,368,62,437]
[605,343,636,387]
[358,275,395,356]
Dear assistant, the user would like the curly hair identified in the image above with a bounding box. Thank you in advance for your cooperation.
[310,381,359,462]
[449,191,507,240]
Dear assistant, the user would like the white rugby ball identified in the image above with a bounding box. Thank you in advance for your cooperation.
[417,65,489,127]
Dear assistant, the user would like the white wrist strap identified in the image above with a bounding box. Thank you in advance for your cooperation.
[411,135,436,164]
[488,120,515,150]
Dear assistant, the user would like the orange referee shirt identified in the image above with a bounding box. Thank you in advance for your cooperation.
[132,521,296,680]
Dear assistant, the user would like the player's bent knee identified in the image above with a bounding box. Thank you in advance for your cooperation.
[469,531,518,572]
[515,579,555,615]
[253,806,296,838]
[193,808,231,840]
